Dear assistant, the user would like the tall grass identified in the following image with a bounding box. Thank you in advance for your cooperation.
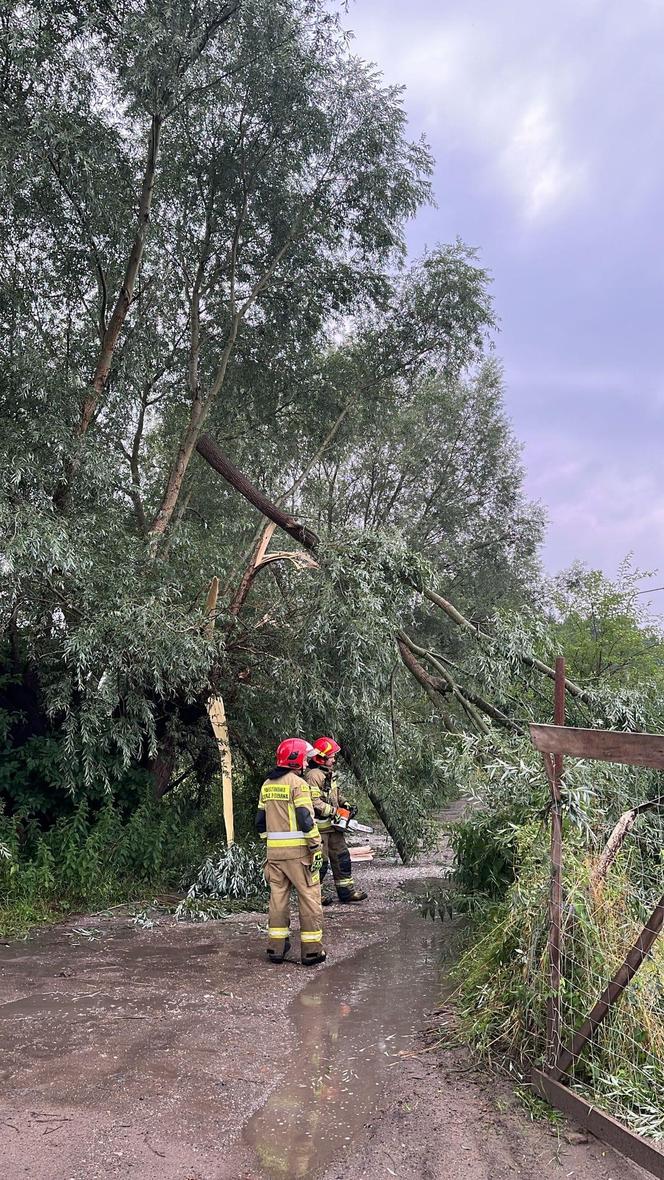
[0,791,225,936]
[451,815,664,1140]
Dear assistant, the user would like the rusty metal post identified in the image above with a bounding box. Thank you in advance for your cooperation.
[531,1069,664,1177]
[546,656,566,1067]
[552,889,664,1081]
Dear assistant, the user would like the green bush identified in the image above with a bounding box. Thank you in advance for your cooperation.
[0,789,225,936]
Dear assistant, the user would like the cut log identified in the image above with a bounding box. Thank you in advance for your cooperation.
[349,845,374,860]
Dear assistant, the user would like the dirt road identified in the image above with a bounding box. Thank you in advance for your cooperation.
[0,817,649,1180]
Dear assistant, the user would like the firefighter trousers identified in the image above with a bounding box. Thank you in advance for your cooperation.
[321,828,357,901]
[265,857,324,963]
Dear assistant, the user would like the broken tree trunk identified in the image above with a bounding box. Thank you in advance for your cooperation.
[204,575,234,844]
[194,434,592,716]
[229,523,278,618]
[204,574,220,638]
[228,522,318,619]
[207,694,235,846]
[196,435,319,550]
[219,399,354,601]
[590,800,662,890]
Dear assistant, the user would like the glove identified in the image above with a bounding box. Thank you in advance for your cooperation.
[348,804,358,819]
[310,849,324,874]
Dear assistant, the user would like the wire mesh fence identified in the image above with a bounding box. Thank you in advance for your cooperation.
[530,673,664,1166]
[556,796,664,1141]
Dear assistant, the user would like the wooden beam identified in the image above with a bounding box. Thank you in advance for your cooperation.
[530,724,664,770]
[531,1069,664,1179]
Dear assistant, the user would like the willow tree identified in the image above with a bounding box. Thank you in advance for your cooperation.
[1,0,433,812]
[1,0,547,868]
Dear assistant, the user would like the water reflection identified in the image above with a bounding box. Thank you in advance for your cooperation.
[244,912,444,1179]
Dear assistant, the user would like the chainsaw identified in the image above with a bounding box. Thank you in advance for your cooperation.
[332,806,374,834]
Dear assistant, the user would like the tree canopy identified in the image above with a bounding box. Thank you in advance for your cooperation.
[1,0,544,869]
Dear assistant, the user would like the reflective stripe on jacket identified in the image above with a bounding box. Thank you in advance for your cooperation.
[304,765,336,831]
[256,769,321,861]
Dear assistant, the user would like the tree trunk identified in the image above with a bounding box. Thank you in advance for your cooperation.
[590,800,661,890]
[367,785,411,865]
[195,434,320,549]
[229,522,277,618]
[152,732,177,799]
[55,113,163,509]
[207,694,235,846]
[148,395,209,543]
[342,748,411,865]
[86,114,162,418]
[204,575,220,639]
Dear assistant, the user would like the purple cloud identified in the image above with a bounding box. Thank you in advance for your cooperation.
[347,0,664,591]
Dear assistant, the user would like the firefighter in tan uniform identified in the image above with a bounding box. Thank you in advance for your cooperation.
[256,737,326,966]
[305,736,367,905]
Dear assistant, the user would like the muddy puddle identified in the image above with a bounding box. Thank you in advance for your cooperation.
[243,902,448,1180]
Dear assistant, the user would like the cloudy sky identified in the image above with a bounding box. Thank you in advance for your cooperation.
[346,0,664,592]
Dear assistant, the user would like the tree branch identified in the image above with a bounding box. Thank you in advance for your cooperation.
[398,631,491,737]
[194,434,320,550]
[590,800,663,889]
[396,637,457,733]
[54,112,163,509]
[421,586,592,703]
[400,632,524,734]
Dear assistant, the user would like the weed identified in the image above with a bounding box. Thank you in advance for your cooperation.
[0,789,225,937]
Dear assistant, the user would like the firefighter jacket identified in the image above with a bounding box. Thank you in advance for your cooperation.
[305,765,346,832]
[255,768,321,862]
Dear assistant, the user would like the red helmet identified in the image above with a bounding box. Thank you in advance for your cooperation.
[275,738,309,770]
[311,736,341,763]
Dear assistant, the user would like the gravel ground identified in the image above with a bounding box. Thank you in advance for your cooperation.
[0,806,650,1180]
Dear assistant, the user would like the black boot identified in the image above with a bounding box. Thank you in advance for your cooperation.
[338,888,368,904]
[301,949,327,967]
[267,937,291,964]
